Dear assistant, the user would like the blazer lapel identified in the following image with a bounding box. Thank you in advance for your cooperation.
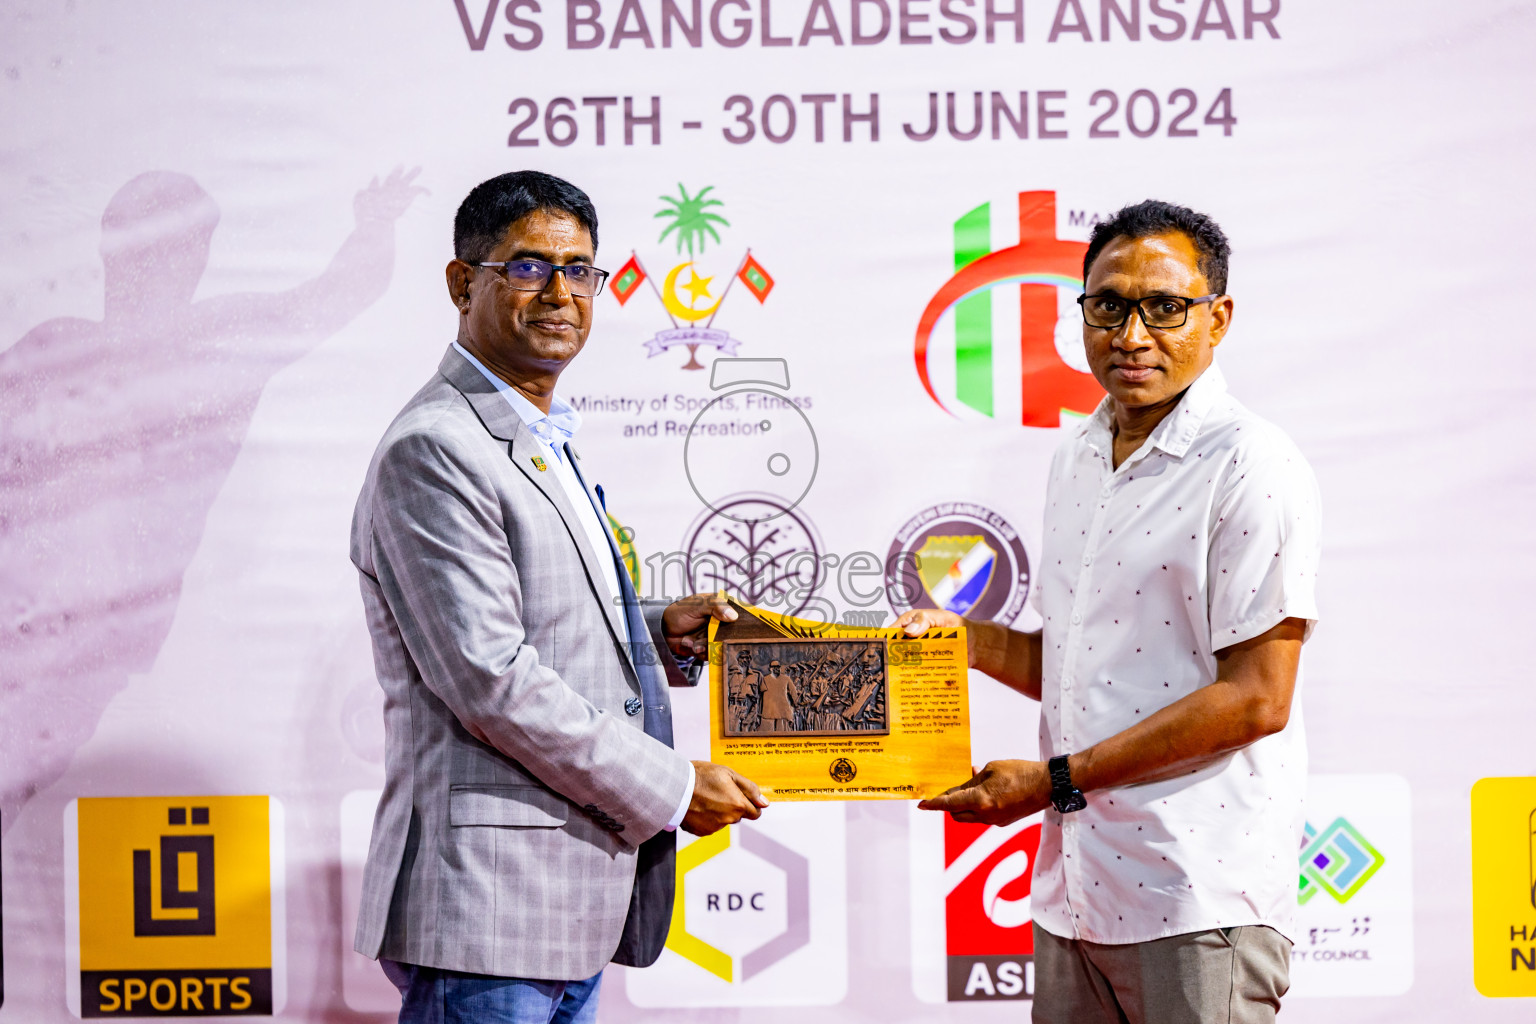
[437,347,634,669]
[566,444,676,749]
[563,445,651,673]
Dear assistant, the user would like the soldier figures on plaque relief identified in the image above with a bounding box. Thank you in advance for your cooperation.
[722,640,889,737]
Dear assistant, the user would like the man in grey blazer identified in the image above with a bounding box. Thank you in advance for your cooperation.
[350,170,767,1023]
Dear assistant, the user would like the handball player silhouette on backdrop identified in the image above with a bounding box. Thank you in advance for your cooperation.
[349,170,765,1023]
[901,200,1322,1024]
[0,168,423,835]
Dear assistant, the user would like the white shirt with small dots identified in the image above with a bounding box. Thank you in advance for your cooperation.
[1031,362,1322,946]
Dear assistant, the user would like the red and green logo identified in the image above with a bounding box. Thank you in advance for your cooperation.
[915,191,1103,427]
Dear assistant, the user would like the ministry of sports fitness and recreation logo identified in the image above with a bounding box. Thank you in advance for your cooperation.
[611,184,775,371]
[1298,817,1386,906]
[64,796,284,1018]
[885,502,1030,625]
[914,190,1104,427]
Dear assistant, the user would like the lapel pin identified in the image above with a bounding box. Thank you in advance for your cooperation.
[530,456,548,472]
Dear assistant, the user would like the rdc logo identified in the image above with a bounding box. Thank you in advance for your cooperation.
[705,891,768,912]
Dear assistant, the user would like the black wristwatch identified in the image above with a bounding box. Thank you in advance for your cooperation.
[1048,755,1087,813]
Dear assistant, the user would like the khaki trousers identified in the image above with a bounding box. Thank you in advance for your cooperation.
[1032,923,1291,1024]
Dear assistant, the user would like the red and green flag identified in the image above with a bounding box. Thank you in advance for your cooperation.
[611,253,645,305]
[737,253,774,303]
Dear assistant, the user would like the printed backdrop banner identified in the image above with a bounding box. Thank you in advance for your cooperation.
[2,2,1534,1021]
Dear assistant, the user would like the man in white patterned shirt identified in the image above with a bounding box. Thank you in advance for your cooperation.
[898,200,1321,1024]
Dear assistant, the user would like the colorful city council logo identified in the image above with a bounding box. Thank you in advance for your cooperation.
[885,503,1030,625]
[666,824,809,983]
[1298,817,1385,905]
[611,184,774,371]
[914,190,1104,427]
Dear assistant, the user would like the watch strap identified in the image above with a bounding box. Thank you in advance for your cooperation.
[1048,754,1073,792]
[1048,754,1086,813]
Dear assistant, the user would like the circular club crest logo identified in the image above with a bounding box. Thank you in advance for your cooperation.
[828,758,857,783]
[884,502,1030,624]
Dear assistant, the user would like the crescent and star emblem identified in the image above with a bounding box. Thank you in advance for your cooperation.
[661,261,722,323]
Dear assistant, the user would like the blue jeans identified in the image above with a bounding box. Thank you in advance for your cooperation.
[381,960,603,1024]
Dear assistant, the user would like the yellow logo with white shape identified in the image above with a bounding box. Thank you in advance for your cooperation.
[1471,777,1536,998]
[64,796,285,1017]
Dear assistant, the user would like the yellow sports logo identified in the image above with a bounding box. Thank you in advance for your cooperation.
[1470,777,1536,998]
[64,796,285,1017]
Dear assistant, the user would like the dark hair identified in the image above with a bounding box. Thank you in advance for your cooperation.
[453,170,599,263]
[1082,200,1230,294]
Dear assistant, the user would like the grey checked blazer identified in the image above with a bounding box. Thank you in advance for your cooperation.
[350,346,693,980]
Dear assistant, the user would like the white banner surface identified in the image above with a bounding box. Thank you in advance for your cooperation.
[2,2,1534,1021]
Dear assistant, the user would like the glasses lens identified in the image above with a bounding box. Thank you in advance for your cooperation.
[1082,295,1129,327]
[563,265,598,296]
[502,259,553,291]
[1140,297,1189,329]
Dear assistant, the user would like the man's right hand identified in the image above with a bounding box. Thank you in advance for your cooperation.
[892,608,973,664]
[893,608,1041,698]
[682,761,768,836]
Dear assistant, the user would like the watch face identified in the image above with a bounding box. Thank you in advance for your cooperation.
[1053,790,1088,814]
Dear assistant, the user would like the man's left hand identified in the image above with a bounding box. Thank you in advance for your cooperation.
[917,759,1053,826]
[662,593,737,658]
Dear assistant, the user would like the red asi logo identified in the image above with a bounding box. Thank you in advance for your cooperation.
[944,816,1041,1001]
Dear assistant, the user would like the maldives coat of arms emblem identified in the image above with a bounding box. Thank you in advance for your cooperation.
[610,184,774,370]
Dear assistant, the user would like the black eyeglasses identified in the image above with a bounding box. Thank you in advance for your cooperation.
[478,259,610,298]
[1077,292,1221,330]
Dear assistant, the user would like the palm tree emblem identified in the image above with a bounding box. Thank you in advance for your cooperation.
[622,183,770,371]
[655,184,730,256]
